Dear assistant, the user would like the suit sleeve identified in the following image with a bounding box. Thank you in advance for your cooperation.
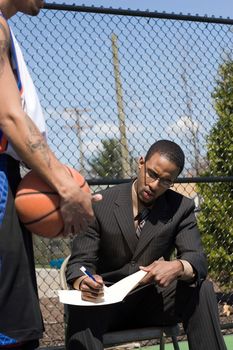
[65,216,101,286]
[174,199,208,283]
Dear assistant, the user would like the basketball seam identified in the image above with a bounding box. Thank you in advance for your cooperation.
[22,207,60,225]
[65,165,86,189]
[57,226,64,236]
[16,191,58,197]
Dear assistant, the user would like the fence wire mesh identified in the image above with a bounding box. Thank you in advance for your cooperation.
[10,4,233,347]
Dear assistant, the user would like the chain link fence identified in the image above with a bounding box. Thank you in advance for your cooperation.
[10,3,233,347]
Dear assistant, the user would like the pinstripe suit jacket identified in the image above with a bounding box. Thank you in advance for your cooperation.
[66,182,207,285]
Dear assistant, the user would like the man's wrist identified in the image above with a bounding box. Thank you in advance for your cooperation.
[175,259,184,278]
[177,259,196,281]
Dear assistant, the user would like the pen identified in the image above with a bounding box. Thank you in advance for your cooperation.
[80,266,97,282]
[80,266,108,293]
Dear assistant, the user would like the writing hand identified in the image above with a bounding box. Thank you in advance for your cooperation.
[79,275,105,302]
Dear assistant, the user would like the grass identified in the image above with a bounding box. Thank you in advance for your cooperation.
[139,334,233,349]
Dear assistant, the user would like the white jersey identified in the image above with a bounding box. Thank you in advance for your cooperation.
[0,23,47,160]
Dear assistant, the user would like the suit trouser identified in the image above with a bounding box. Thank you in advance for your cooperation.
[66,279,227,350]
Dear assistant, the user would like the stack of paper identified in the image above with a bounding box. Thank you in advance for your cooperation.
[58,270,147,306]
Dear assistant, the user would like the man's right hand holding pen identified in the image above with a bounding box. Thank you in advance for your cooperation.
[73,267,105,302]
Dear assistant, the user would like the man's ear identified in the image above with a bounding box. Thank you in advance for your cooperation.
[138,156,145,169]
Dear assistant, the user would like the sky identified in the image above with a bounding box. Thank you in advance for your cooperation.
[50,0,233,19]
[11,1,233,175]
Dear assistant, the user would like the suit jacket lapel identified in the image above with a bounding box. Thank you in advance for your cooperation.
[114,182,138,254]
[133,194,172,259]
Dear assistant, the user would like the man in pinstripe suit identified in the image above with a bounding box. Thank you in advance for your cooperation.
[66,140,226,350]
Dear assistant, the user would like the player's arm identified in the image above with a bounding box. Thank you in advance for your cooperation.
[0,17,101,234]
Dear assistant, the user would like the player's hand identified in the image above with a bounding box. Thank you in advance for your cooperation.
[60,186,102,235]
[79,275,104,302]
[139,260,183,288]
[92,193,103,202]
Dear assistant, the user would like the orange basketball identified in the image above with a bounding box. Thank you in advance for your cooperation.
[15,166,91,238]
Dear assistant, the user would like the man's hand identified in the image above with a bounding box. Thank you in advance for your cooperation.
[75,275,105,302]
[60,184,102,235]
[139,260,184,288]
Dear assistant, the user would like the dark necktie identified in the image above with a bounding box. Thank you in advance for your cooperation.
[135,208,151,238]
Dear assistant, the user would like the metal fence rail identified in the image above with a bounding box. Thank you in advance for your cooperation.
[10,3,233,347]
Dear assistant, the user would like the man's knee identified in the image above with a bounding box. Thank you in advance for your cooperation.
[199,279,216,300]
[67,329,103,350]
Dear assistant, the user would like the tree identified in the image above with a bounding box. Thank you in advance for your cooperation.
[89,138,136,178]
[197,60,233,290]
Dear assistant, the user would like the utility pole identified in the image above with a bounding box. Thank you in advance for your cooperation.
[64,107,91,175]
[111,33,131,178]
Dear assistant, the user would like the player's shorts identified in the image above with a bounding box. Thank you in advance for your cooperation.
[0,154,44,348]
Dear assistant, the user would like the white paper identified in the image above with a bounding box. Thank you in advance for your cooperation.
[58,270,147,306]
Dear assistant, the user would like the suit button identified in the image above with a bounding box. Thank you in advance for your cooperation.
[131,261,136,266]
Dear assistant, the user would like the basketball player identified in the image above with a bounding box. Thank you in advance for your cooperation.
[0,0,101,348]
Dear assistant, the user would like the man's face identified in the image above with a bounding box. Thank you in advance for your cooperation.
[136,152,180,206]
[15,0,44,16]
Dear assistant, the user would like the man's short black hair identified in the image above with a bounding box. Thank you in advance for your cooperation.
[145,140,185,175]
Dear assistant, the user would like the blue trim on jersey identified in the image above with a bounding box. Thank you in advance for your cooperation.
[0,13,8,151]
[0,156,8,225]
[0,333,17,346]
[0,129,3,144]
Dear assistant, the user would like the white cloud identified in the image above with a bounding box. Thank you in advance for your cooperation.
[166,115,201,137]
